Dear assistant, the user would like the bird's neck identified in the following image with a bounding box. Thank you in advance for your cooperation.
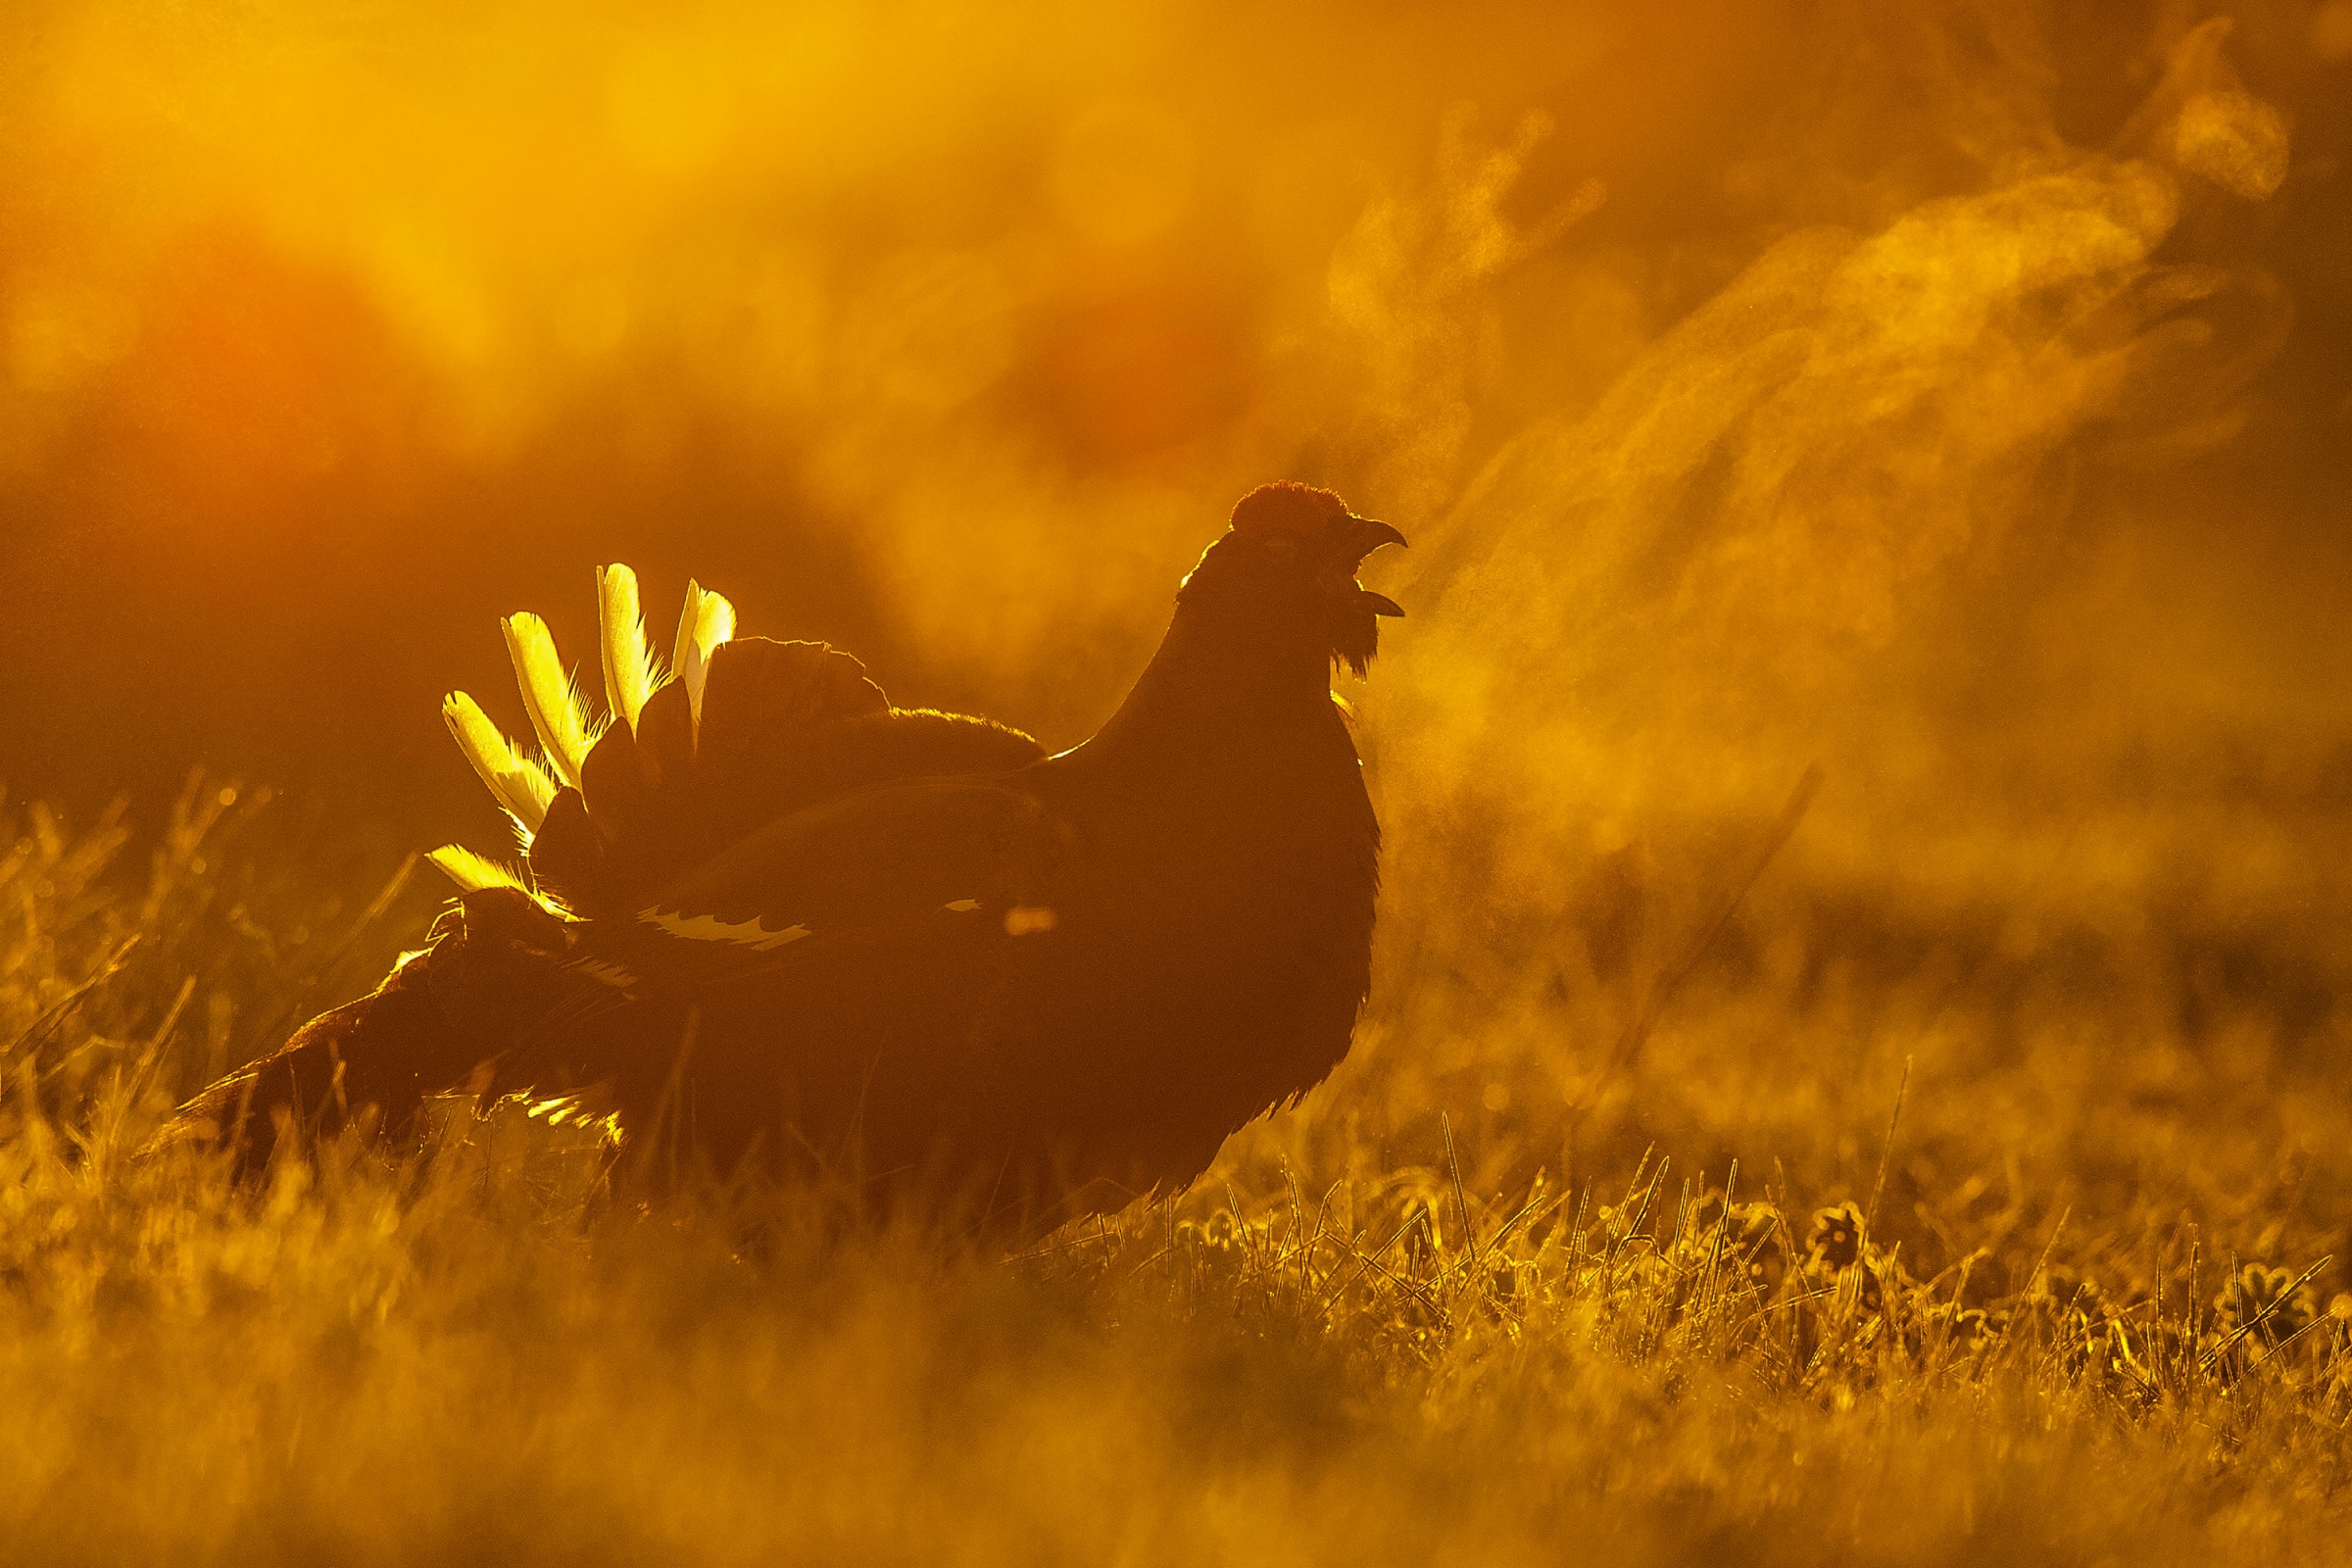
[1085,593,1338,761]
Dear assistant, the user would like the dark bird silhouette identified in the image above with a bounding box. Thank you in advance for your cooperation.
[162,483,1405,1227]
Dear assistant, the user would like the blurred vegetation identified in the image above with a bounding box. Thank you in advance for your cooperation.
[7,777,2352,1563]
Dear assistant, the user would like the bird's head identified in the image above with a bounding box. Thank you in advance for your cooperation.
[1182,482,1406,677]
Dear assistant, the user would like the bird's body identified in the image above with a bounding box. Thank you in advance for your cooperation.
[164,484,1403,1228]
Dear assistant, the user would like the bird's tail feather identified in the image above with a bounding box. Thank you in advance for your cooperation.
[425,845,532,895]
[435,568,1009,915]
[598,564,663,734]
[432,575,710,900]
[671,579,737,738]
[503,612,599,788]
[442,692,558,840]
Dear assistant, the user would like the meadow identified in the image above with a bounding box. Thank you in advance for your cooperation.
[5,751,2349,1565]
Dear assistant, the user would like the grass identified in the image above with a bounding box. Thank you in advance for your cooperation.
[6,774,2352,1565]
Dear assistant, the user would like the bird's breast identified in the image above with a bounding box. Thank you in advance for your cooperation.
[1026,718,1379,1097]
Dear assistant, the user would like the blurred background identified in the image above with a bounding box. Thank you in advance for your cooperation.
[3,0,2349,1187]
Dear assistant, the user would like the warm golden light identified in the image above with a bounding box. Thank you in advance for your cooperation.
[2,1,2349,1560]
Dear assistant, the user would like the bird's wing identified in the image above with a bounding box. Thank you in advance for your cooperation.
[574,771,1076,991]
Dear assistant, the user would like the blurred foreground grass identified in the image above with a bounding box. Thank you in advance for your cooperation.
[6,777,2352,1565]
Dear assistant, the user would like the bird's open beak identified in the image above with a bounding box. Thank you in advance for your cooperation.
[1344,514,1408,560]
[1346,515,1406,617]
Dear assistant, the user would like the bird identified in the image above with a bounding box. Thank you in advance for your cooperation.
[160,482,1406,1229]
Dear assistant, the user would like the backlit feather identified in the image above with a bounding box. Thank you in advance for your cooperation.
[597,564,663,733]
[502,612,596,788]
[425,844,531,894]
[442,691,558,834]
[670,579,738,736]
